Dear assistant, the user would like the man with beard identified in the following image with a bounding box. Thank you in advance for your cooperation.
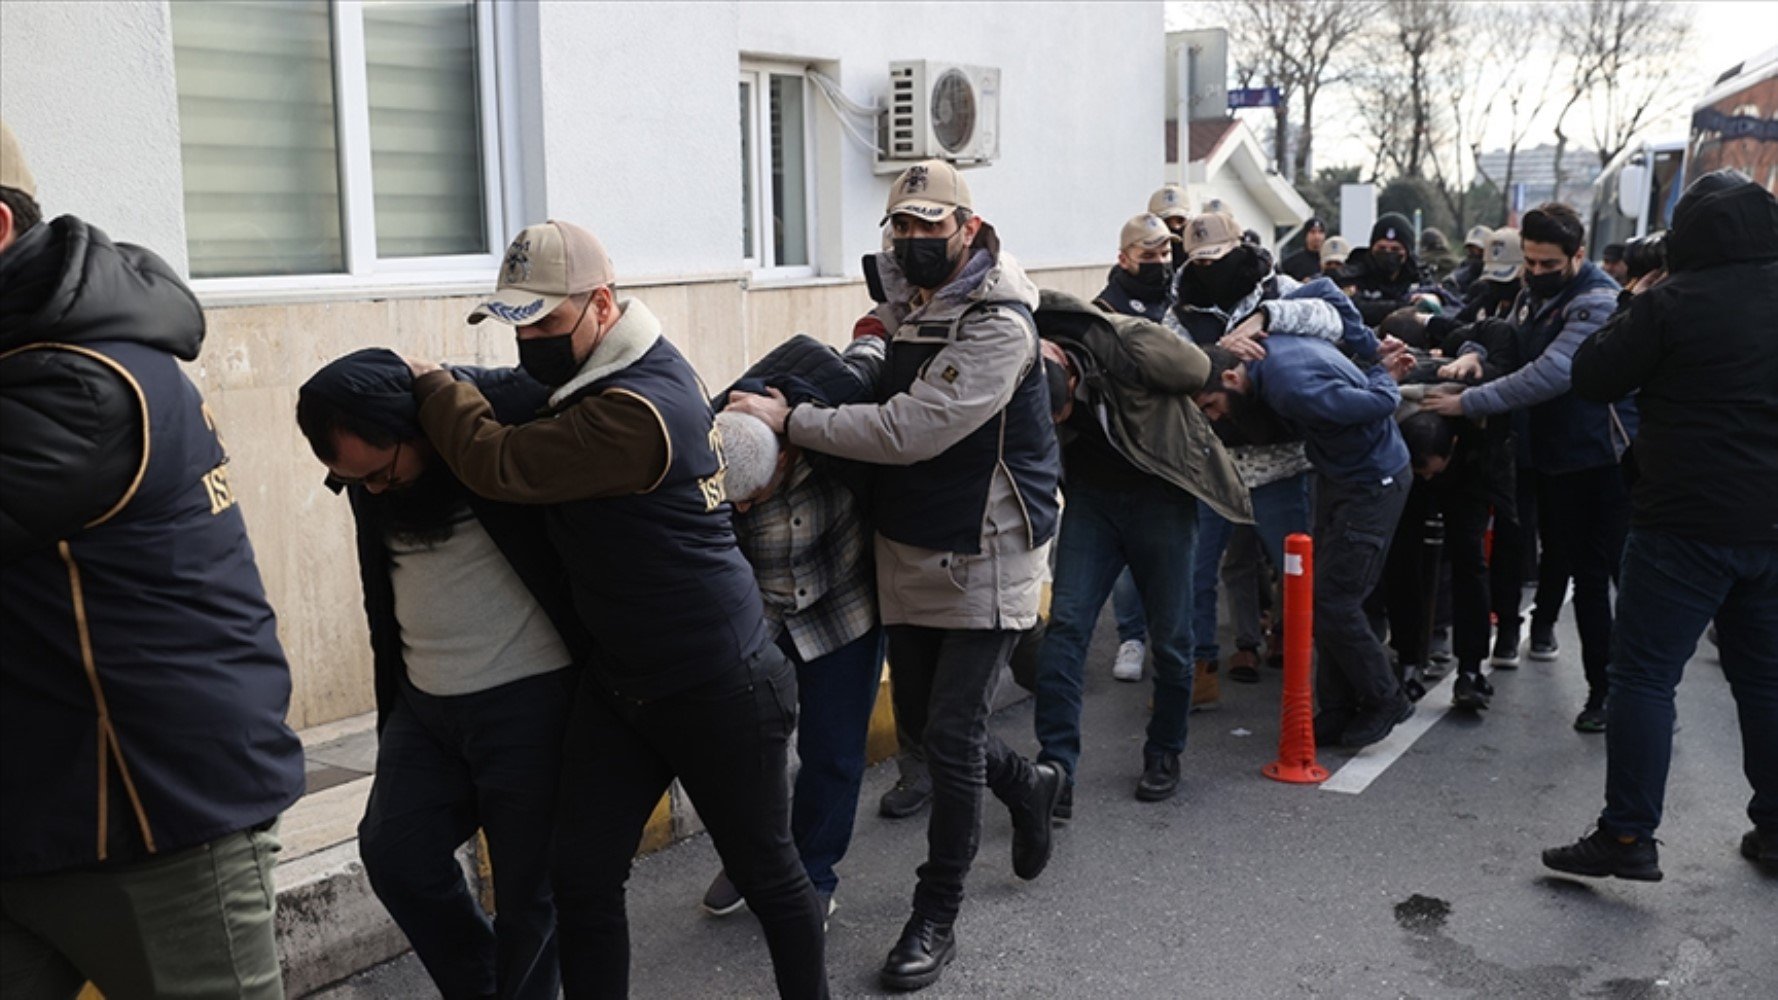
[409,221,829,998]
[1280,217,1327,281]
[1193,337,1420,749]
[1166,211,1369,703]
[295,349,586,1000]
[1343,212,1426,325]
[1421,203,1635,733]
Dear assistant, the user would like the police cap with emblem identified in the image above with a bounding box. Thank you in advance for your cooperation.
[470,220,615,326]
[1120,213,1179,253]
[882,159,973,225]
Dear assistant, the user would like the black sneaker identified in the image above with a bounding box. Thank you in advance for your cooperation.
[1740,827,1778,870]
[701,869,745,916]
[1401,663,1428,703]
[1452,671,1492,711]
[1543,825,1662,881]
[1341,696,1415,749]
[1491,626,1521,669]
[1528,627,1559,661]
[1574,705,1607,733]
[1051,778,1074,827]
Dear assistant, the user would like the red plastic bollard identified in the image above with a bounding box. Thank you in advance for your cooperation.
[1264,533,1329,784]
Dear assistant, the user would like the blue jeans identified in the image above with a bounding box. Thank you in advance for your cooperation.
[1192,473,1311,661]
[1034,479,1198,779]
[1112,569,1146,643]
[783,627,883,894]
[1601,530,1778,839]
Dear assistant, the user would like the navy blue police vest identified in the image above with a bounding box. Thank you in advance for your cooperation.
[0,340,304,877]
[548,337,770,700]
[873,302,1061,555]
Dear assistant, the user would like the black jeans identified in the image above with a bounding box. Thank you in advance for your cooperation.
[1369,481,1494,673]
[1314,470,1413,715]
[1537,464,1630,706]
[358,670,574,1000]
[885,626,1037,926]
[551,645,827,1000]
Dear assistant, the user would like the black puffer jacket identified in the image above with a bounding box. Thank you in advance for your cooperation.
[0,217,199,557]
[1573,172,1778,543]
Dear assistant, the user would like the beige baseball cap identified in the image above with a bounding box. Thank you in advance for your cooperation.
[1,120,36,199]
[469,221,615,326]
[1120,213,1178,253]
[1320,235,1353,266]
[1464,224,1491,250]
[882,159,972,225]
[1147,184,1191,221]
[1182,211,1243,262]
[1481,227,1524,282]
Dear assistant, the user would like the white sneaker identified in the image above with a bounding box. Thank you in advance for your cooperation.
[1113,640,1145,682]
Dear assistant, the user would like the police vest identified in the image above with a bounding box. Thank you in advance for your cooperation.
[872,302,1061,555]
[0,340,304,877]
[549,337,770,699]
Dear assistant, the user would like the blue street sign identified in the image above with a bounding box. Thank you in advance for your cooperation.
[1227,87,1284,109]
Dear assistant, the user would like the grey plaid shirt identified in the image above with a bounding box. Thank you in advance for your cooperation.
[733,454,877,662]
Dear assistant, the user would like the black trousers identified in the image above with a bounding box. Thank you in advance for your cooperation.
[358,670,574,1000]
[1369,481,1494,674]
[1537,463,1631,706]
[550,645,828,1000]
[885,626,1036,926]
[1314,470,1413,714]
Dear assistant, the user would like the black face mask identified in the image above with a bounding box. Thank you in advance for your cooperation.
[1128,261,1169,290]
[892,233,960,289]
[1179,246,1264,309]
[517,331,581,387]
[1372,249,1406,275]
[1524,268,1570,300]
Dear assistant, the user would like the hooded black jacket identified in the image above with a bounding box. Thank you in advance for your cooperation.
[0,218,195,556]
[1572,172,1778,543]
[1339,246,1426,326]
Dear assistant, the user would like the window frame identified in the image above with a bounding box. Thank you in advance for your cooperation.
[187,0,508,303]
[739,60,818,281]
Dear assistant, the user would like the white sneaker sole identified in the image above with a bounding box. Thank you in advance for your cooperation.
[1112,666,1143,682]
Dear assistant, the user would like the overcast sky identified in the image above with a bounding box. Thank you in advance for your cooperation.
[1166,1,1778,174]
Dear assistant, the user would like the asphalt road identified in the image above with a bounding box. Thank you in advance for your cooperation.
[310,610,1775,999]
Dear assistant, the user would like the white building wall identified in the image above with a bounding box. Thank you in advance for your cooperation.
[0,0,188,272]
[734,0,1165,273]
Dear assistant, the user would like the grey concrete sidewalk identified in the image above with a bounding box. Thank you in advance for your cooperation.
[309,610,1776,999]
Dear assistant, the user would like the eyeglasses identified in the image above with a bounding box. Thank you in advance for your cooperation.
[330,441,404,489]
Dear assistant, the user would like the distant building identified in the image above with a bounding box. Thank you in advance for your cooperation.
[1475,143,1603,222]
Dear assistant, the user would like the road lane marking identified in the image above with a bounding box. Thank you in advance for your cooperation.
[1319,664,1495,795]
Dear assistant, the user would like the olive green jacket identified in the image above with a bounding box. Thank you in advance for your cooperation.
[1039,289,1253,525]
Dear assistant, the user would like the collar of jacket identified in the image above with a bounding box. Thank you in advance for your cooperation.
[1519,260,1617,327]
[546,297,663,408]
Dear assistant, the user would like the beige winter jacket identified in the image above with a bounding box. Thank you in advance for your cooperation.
[786,230,1051,630]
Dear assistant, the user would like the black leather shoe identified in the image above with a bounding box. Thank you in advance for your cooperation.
[1135,752,1180,802]
[1452,671,1493,711]
[1340,695,1415,749]
[1313,708,1353,747]
[880,915,956,991]
[1010,762,1063,880]
[1740,826,1778,870]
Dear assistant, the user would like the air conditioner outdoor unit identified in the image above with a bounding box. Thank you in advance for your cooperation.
[878,61,1000,172]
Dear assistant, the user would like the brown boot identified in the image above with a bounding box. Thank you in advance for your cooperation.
[1192,658,1221,712]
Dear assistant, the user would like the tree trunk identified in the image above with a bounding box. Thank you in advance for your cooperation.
[1295,88,1318,182]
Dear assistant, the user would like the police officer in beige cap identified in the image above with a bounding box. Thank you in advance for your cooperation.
[408,220,831,997]
[730,158,1064,991]
[1094,214,1177,323]
[1147,184,1192,269]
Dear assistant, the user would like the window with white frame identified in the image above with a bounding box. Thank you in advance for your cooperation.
[739,63,815,276]
[169,0,503,286]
